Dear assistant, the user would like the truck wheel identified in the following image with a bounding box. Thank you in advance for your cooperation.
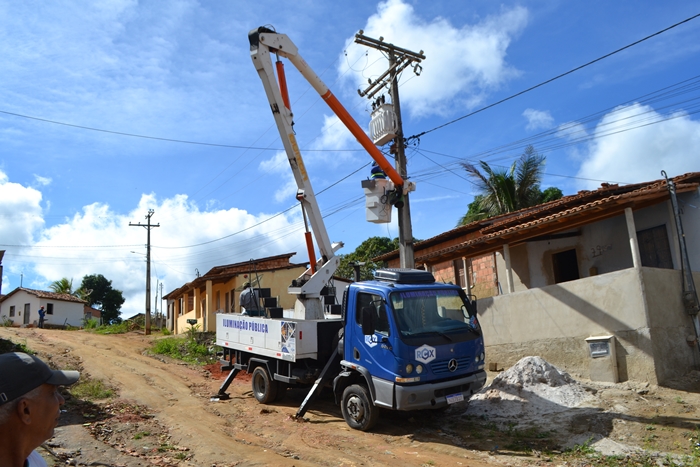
[341,384,378,431]
[251,367,278,404]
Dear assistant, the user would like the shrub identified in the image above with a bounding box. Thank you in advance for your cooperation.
[93,322,130,335]
[70,378,114,400]
[83,318,100,329]
[0,338,32,354]
[150,336,215,365]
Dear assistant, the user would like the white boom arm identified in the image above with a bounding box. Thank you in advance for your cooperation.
[249,26,406,318]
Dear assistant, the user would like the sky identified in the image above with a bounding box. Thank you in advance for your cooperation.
[1,0,699,319]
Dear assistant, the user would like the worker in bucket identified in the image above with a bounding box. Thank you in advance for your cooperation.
[370,161,386,179]
[0,352,80,467]
[240,282,262,317]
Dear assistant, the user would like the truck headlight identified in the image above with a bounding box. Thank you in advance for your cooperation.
[415,364,423,374]
[405,363,414,374]
[474,352,485,362]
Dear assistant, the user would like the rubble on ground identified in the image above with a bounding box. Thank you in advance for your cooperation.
[465,356,596,419]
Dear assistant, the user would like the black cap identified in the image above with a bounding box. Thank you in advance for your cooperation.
[0,352,80,405]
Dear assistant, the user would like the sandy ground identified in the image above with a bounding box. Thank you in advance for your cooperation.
[2,327,700,467]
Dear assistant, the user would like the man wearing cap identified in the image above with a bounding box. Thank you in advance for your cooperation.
[37,306,46,329]
[239,282,261,317]
[0,352,80,467]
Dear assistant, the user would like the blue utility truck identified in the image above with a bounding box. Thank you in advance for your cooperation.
[213,27,486,430]
[215,268,486,431]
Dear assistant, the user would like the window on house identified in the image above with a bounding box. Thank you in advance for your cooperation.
[46,303,54,315]
[552,249,580,283]
[453,259,466,289]
[9,306,15,317]
[216,291,221,311]
[225,292,230,313]
[637,225,673,269]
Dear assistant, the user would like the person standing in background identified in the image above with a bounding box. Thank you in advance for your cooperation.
[37,306,46,329]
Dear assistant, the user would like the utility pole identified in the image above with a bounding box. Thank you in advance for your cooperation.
[154,279,159,328]
[159,282,164,329]
[355,32,425,269]
[130,209,160,335]
[0,250,4,296]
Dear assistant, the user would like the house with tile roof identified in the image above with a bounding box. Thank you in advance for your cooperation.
[376,172,700,385]
[164,253,326,335]
[0,287,87,328]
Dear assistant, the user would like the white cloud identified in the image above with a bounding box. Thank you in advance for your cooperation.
[0,170,44,247]
[310,115,357,153]
[259,150,289,175]
[33,174,52,186]
[339,0,528,118]
[557,121,589,141]
[0,173,309,318]
[260,114,362,203]
[523,109,554,131]
[576,103,700,190]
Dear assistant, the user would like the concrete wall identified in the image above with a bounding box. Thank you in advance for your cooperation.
[0,291,84,327]
[640,267,699,383]
[676,190,700,271]
[478,268,662,383]
[1,292,40,326]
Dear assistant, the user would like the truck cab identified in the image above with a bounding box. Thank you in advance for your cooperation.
[335,269,487,430]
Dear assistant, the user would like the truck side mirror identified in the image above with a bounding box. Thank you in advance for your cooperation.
[463,297,477,318]
[361,306,376,336]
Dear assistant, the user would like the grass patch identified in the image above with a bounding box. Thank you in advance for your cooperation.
[0,338,33,354]
[70,378,115,400]
[150,336,215,365]
[93,322,131,334]
[83,318,100,329]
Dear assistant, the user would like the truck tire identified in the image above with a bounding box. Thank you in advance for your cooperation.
[341,384,379,431]
[251,366,278,404]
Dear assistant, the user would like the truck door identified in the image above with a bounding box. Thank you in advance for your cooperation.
[349,291,396,383]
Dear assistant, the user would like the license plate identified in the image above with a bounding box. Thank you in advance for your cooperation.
[446,393,464,404]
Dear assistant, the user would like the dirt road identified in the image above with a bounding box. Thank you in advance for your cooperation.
[2,327,699,466]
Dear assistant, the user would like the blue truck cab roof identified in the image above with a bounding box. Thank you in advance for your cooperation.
[356,268,461,293]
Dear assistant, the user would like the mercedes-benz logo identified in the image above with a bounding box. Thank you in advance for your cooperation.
[448,359,458,372]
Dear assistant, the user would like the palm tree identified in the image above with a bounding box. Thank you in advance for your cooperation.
[458,146,556,225]
[49,277,74,294]
[48,277,91,300]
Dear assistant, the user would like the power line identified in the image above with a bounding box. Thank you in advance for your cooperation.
[406,12,700,142]
[0,109,367,153]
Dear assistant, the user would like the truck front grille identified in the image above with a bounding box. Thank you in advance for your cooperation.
[430,356,471,375]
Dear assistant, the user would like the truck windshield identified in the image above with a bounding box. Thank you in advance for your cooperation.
[390,288,480,341]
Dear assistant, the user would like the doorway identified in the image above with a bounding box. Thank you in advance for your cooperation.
[552,249,580,283]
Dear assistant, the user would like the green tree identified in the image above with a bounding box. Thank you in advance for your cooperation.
[458,145,562,226]
[336,236,400,281]
[80,274,125,325]
[49,277,74,294]
[49,277,91,301]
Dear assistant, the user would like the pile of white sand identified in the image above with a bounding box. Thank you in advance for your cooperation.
[465,356,595,418]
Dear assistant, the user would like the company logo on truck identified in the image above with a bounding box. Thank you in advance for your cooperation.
[415,344,436,363]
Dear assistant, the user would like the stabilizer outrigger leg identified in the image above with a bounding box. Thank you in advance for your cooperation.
[212,364,241,401]
[295,348,340,419]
